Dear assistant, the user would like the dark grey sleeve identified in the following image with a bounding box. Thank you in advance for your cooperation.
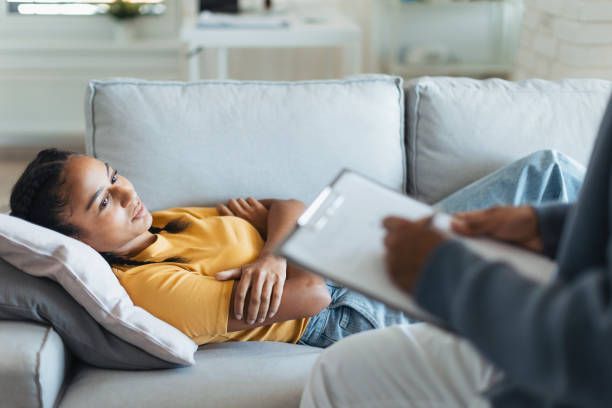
[414,240,612,407]
[534,203,573,259]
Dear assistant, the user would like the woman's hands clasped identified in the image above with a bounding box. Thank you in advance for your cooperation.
[215,197,308,326]
[217,197,269,238]
[216,254,287,324]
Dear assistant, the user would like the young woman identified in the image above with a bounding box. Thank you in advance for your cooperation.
[9,148,411,348]
[9,148,585,349]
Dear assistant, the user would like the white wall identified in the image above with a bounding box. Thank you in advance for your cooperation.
[514,0,612,80]
[0,0,184,147]
[0,0,374,147]
[0,0,523,148]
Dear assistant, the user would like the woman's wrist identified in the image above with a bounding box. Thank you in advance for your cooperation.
[258,248,280,259]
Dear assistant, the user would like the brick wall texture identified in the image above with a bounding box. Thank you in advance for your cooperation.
[514,0,612,80]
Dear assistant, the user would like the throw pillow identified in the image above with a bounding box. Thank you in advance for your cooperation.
[0,214,197,365]
[0,257,182,369]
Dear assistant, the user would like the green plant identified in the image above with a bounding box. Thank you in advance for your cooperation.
[108,0,142,20]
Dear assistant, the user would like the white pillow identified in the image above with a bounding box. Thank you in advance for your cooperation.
[0,214,197,365]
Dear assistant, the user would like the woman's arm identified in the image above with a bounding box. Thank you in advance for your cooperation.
[217,198,328,324]
[216,197,304,246]
[227,263,330,332]
[117,263,329,341]
[257,198,305,256]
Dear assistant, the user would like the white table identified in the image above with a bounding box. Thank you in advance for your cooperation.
[181,11,362,80]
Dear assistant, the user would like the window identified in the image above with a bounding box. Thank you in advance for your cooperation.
[7,1,165,16]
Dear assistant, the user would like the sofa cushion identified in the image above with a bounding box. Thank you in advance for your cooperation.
[0,321,68,408]
[0,257,182,369]
[406,77,612,204]
[58,341,321,408]
[0,214,197,366]
[85,75,405,210]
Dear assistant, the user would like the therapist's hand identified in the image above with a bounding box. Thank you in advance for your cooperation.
[451,206,543,252]
[383,216,447,294]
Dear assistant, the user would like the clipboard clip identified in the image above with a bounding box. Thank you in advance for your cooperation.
[298,187,345,231]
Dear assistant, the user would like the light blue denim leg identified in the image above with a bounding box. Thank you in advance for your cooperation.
[298,281,415,348]
[433,150,586,214]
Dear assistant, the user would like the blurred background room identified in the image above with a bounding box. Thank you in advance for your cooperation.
[1,0,612,212]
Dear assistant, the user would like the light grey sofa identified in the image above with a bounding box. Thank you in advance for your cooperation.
[2,75,611,408]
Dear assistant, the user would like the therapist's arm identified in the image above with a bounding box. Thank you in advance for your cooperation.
[414,241,612,407]
[384,214,612,406]
[533,203,574,259]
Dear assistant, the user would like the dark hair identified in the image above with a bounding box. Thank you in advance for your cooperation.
[10,148,190,267]
[10,148,79,236]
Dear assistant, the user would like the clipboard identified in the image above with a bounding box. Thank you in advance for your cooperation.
[275,169,557,325]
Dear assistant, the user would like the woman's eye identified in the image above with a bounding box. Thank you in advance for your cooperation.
[100,170,118,210]
[101,195,110,209]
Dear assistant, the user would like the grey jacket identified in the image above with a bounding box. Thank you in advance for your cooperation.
[414,98,612,407]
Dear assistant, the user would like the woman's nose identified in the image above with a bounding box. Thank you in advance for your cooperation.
[114,185,135,208]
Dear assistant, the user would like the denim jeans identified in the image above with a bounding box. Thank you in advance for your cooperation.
[433,150,585,213]
[298,281,415,348]
[298,150,586,348]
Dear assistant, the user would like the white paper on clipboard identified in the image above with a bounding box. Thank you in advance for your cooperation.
[276,169,557,325]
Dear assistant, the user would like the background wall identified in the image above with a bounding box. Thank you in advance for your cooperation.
[0,0,377,148]
[4,0,611,148]
[0,0,183,147]
[514,0,612,80]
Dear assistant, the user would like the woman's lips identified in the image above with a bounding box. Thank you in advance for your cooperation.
[132,201,146,220]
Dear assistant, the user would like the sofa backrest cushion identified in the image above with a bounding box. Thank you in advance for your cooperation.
[406,77,612,204]
[85,76,405,210]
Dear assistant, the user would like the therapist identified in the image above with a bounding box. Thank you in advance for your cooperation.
[300,97,612,408]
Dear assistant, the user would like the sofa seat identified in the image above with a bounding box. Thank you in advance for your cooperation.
[0,321,69,408]
[58,342,321,408]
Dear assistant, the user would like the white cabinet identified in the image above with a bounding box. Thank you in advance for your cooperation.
[374,0,524,79]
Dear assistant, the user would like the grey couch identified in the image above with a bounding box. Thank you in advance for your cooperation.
[2,76,611,408]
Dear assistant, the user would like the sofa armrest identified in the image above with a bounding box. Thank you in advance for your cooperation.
[0,321,70,408]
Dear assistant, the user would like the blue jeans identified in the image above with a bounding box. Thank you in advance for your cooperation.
[298,150,586,348]
[298,281,414,348]
[433,150,585,213]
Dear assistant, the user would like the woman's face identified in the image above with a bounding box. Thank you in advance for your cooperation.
[61,155,152,253]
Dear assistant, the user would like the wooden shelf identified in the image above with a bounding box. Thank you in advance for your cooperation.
[388,61,512,79]
[0,39,181,52]
[378,0,522,79]
[387,0,515,7]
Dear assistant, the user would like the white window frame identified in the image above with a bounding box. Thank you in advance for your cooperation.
[6,1,166,16]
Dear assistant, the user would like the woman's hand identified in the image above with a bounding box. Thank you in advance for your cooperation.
[217,197,269,238]
[215,254,287,324]
[383,216,447,294]
[451,206,543,252]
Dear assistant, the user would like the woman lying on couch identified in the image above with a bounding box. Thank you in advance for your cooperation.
[9,148,412,348]
[9,148,585,349]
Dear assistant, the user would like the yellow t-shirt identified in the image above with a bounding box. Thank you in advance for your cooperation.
[111,207,310,345]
